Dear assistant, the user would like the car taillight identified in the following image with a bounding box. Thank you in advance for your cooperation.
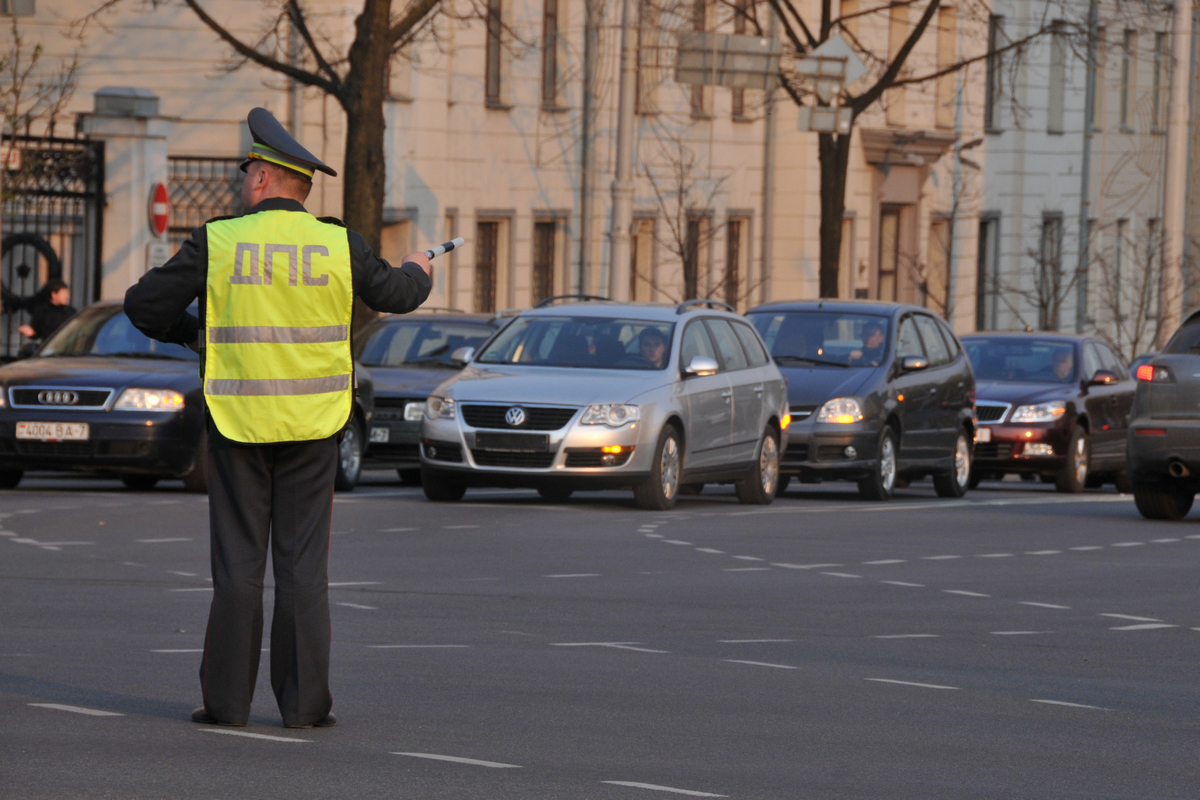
[1136,365,1174,383]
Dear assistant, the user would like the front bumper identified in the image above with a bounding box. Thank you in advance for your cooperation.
[364,419,422,468]
[0,409,201,475]
[780,417,881,481]
[1127,418,1200,485]
[972,423,1069,473]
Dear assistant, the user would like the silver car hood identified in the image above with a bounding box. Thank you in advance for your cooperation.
[435,364,672,406]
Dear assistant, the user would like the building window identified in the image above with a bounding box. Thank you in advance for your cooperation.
[1152,32,1168,132]
[731,0,749,120]
[1147,217,1161,318]
[631,218,656,301]
[976,214,1000,330]
[1090,27,1106,131]
[927,217,951,313]
[1039,213,1064,330]
[886,3,909,126]
[485,0,504,106]
[1048,20,1066,134]
[840,215,855,297]
[724,218,749,307]
[1113,217,1127,324]
[637,0,663,114]
[690,0,711,118]
[475,220,499,312]
[541,0,559,107]
[878,207,901,301]
[935,6,957,130]
[684,216,704,298]
[985,15,1005,132]
[1120,29,1136,130]
[532,220,556,304]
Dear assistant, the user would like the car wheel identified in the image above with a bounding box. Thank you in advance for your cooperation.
[334,420,364,492]
[633,424,682,511]
[1055,427,1089,493]
[1133,485,1195,520]
[735,428,779,505]
[858,427,897,501]
[1114,471,1134,494]
[537,486,573,502]
[397,468,423,486]
[933,430,972,498]
[776,474,792,494]
[421,466,467,502]
[121,474,160,491]
[180,431,209,494]
[678,483,705,496]
[0,469,23,489]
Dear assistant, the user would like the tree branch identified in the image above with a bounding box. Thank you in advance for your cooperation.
[287,0,343,86]
[182,0,343,99]
[889,28,1046,88]
[390,0,442,46]
[848,0,940,112]
[769,0,818,49]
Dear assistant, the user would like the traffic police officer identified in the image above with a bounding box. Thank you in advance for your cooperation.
[125,108,431,728]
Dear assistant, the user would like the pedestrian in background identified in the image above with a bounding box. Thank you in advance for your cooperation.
[3,278,77,341]
[125,108,431,728]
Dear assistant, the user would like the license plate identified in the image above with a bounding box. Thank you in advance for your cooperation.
[16,421,90,441]
[975,427,992,443]
[370,426,390,443]
[474,432,549,452]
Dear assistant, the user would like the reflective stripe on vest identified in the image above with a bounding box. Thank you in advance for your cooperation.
[204,210,354,444]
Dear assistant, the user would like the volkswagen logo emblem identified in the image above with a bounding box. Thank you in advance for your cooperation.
[505,406,527,427]
[38,390,78,406]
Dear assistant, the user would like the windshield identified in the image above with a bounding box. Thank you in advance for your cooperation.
[356,319,495,367]
[39,306,198,361]
[964,338,1076,383]
[748,311,891,367]
[477,316,675,370]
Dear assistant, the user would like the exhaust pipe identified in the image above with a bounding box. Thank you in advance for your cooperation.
[1168,460,1190,478]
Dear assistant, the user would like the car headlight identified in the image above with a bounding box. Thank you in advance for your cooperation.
[425,396,456,420]
[404,401,426,421]
[114,388,184,411]
[1009,401,1066,423]
[580,404,640,427]
[816,397,864,424]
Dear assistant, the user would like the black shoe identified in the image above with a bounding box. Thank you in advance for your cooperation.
[284,712,337,729]
[191,706,247,727]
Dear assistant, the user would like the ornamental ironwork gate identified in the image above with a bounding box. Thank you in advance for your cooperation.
[167,156,243,252]
[0,135,105,358]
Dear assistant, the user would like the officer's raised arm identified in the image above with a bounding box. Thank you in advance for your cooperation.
[350,232,432,315]
[124,232,203,346]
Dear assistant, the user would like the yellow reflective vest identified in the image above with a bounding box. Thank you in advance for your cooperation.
[204,210,354,444]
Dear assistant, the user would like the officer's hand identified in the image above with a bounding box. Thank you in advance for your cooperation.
[18,324,34,338]
[403,252,431,275]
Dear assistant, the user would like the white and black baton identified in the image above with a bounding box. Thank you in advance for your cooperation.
[425,237,465,259]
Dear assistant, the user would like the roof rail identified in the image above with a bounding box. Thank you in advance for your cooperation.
[494,307,524,319]
[533,294,616,308]
[676,299,736,315]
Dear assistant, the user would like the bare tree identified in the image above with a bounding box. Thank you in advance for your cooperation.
[997,216,1079,331]
[0,19,79,140]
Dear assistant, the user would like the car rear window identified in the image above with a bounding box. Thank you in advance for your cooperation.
[963,339,1077,383]
[1164,321,1200,354]
[356,320,494,367]
[477,316,675,370]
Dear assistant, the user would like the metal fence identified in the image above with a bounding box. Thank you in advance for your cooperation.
[167,156,243,252]
[1,135,105,358]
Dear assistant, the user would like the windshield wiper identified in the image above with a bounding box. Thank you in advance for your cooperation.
[773,354,850,368]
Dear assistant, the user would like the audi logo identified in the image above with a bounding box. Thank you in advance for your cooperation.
[505,406,527,427]
[38,390,79,406]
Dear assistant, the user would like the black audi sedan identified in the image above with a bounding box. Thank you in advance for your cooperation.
[1127,311,1200,520]
[0,301,373,491]
[962,333,1135,493]
[746,301,975,500]
[354,310,508,483]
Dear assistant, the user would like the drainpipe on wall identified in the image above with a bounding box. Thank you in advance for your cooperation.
[577,0,599,295]
[1162,0,1194,340]
[1075,0,1099,334]
[759,9,779,304]
[608,0,637,300]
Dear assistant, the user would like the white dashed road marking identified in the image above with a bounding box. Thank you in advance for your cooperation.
[1019,602,1071,609]
[1111,542,1144,547]
[977,553,1014,558]
[695,548,725,554]
[865,678,960,690]
[551,642,669,653]
[1070,546,1105,551]
[1110,623,1177,631]
[544,573,600,578]
[822,572,862,579]
[723,659,798,669]
[1152,538,1181,543]
[922,555,961,561]
[724,567,771,572]
[991,631,1052,635]
[863,559,906,565]
[137,538,192,544]
[1026,550,1062,555]
[393,752,521,768]
[771,563,841,570]
[732,556,764,561]
[327,582,382,587]
[601,781,726,797]
[944,590,991,597]
[28,703,123,717]
[1099,614,1162,622]
[717,639,794,643]
[663,540,692,545]
[873,634,939,639]
[336,602,377,610]
[1030,699,1111,711]
[881,581,924,587]
[199,729,309,742]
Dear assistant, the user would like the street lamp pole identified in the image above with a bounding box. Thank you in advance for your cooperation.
[608,0,637,301]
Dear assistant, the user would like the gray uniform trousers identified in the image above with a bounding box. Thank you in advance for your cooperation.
[199,421,338,727]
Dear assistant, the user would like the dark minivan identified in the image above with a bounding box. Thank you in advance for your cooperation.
[747,301,975,500]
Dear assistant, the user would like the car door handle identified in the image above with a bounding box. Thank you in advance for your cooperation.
[929,387,938,394]
[721,391,733,401]
[753,385,764,395]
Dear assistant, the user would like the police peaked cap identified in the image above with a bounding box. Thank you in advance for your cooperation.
[240,107,337,179]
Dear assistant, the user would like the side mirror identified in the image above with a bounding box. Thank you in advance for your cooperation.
[901,355,929,372]
[450,346,476,366]
[684,356,719,377]
[1088,369,1119,386]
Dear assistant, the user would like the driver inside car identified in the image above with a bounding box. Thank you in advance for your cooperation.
[638,327,668,369]
[849,320,887,366]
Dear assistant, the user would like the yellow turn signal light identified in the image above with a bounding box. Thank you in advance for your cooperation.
[601,445,632,454]
[781,413,791,429]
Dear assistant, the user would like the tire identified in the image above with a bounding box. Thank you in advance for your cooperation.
[858,427,898,501]
[334,420,364,492]
[934,430,972,498]
[1055,427,1089,494]
[1133,485,1195,520]
[776,473,792,494]
[180,431,209,494]
[678,483,705,496]
[1114,471,1134,494]
[537,486,574,502]
[0,469,23,489]
[421,466,467,502]
[121,474,160,491]
[735,428,780,505]
[633,424,683,511]
[397,468,423,486]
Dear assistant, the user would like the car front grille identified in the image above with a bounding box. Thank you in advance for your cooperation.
[974,442,1016,459]
[460,404,577,431]
[15,440,96,458]
[471,449,557,468]
[10,387,114,410]
[975,402,1010,423]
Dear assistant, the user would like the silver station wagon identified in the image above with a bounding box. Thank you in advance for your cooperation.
[419,298,789,509]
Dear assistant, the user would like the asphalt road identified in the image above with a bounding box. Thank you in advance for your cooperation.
[1,472,1197,799]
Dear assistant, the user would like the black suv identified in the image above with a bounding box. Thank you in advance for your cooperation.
[1127,310,1200,520]
[746,301,975,500]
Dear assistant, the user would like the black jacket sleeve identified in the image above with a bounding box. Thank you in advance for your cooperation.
[349,231,432,313]
[124,227,205,346]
